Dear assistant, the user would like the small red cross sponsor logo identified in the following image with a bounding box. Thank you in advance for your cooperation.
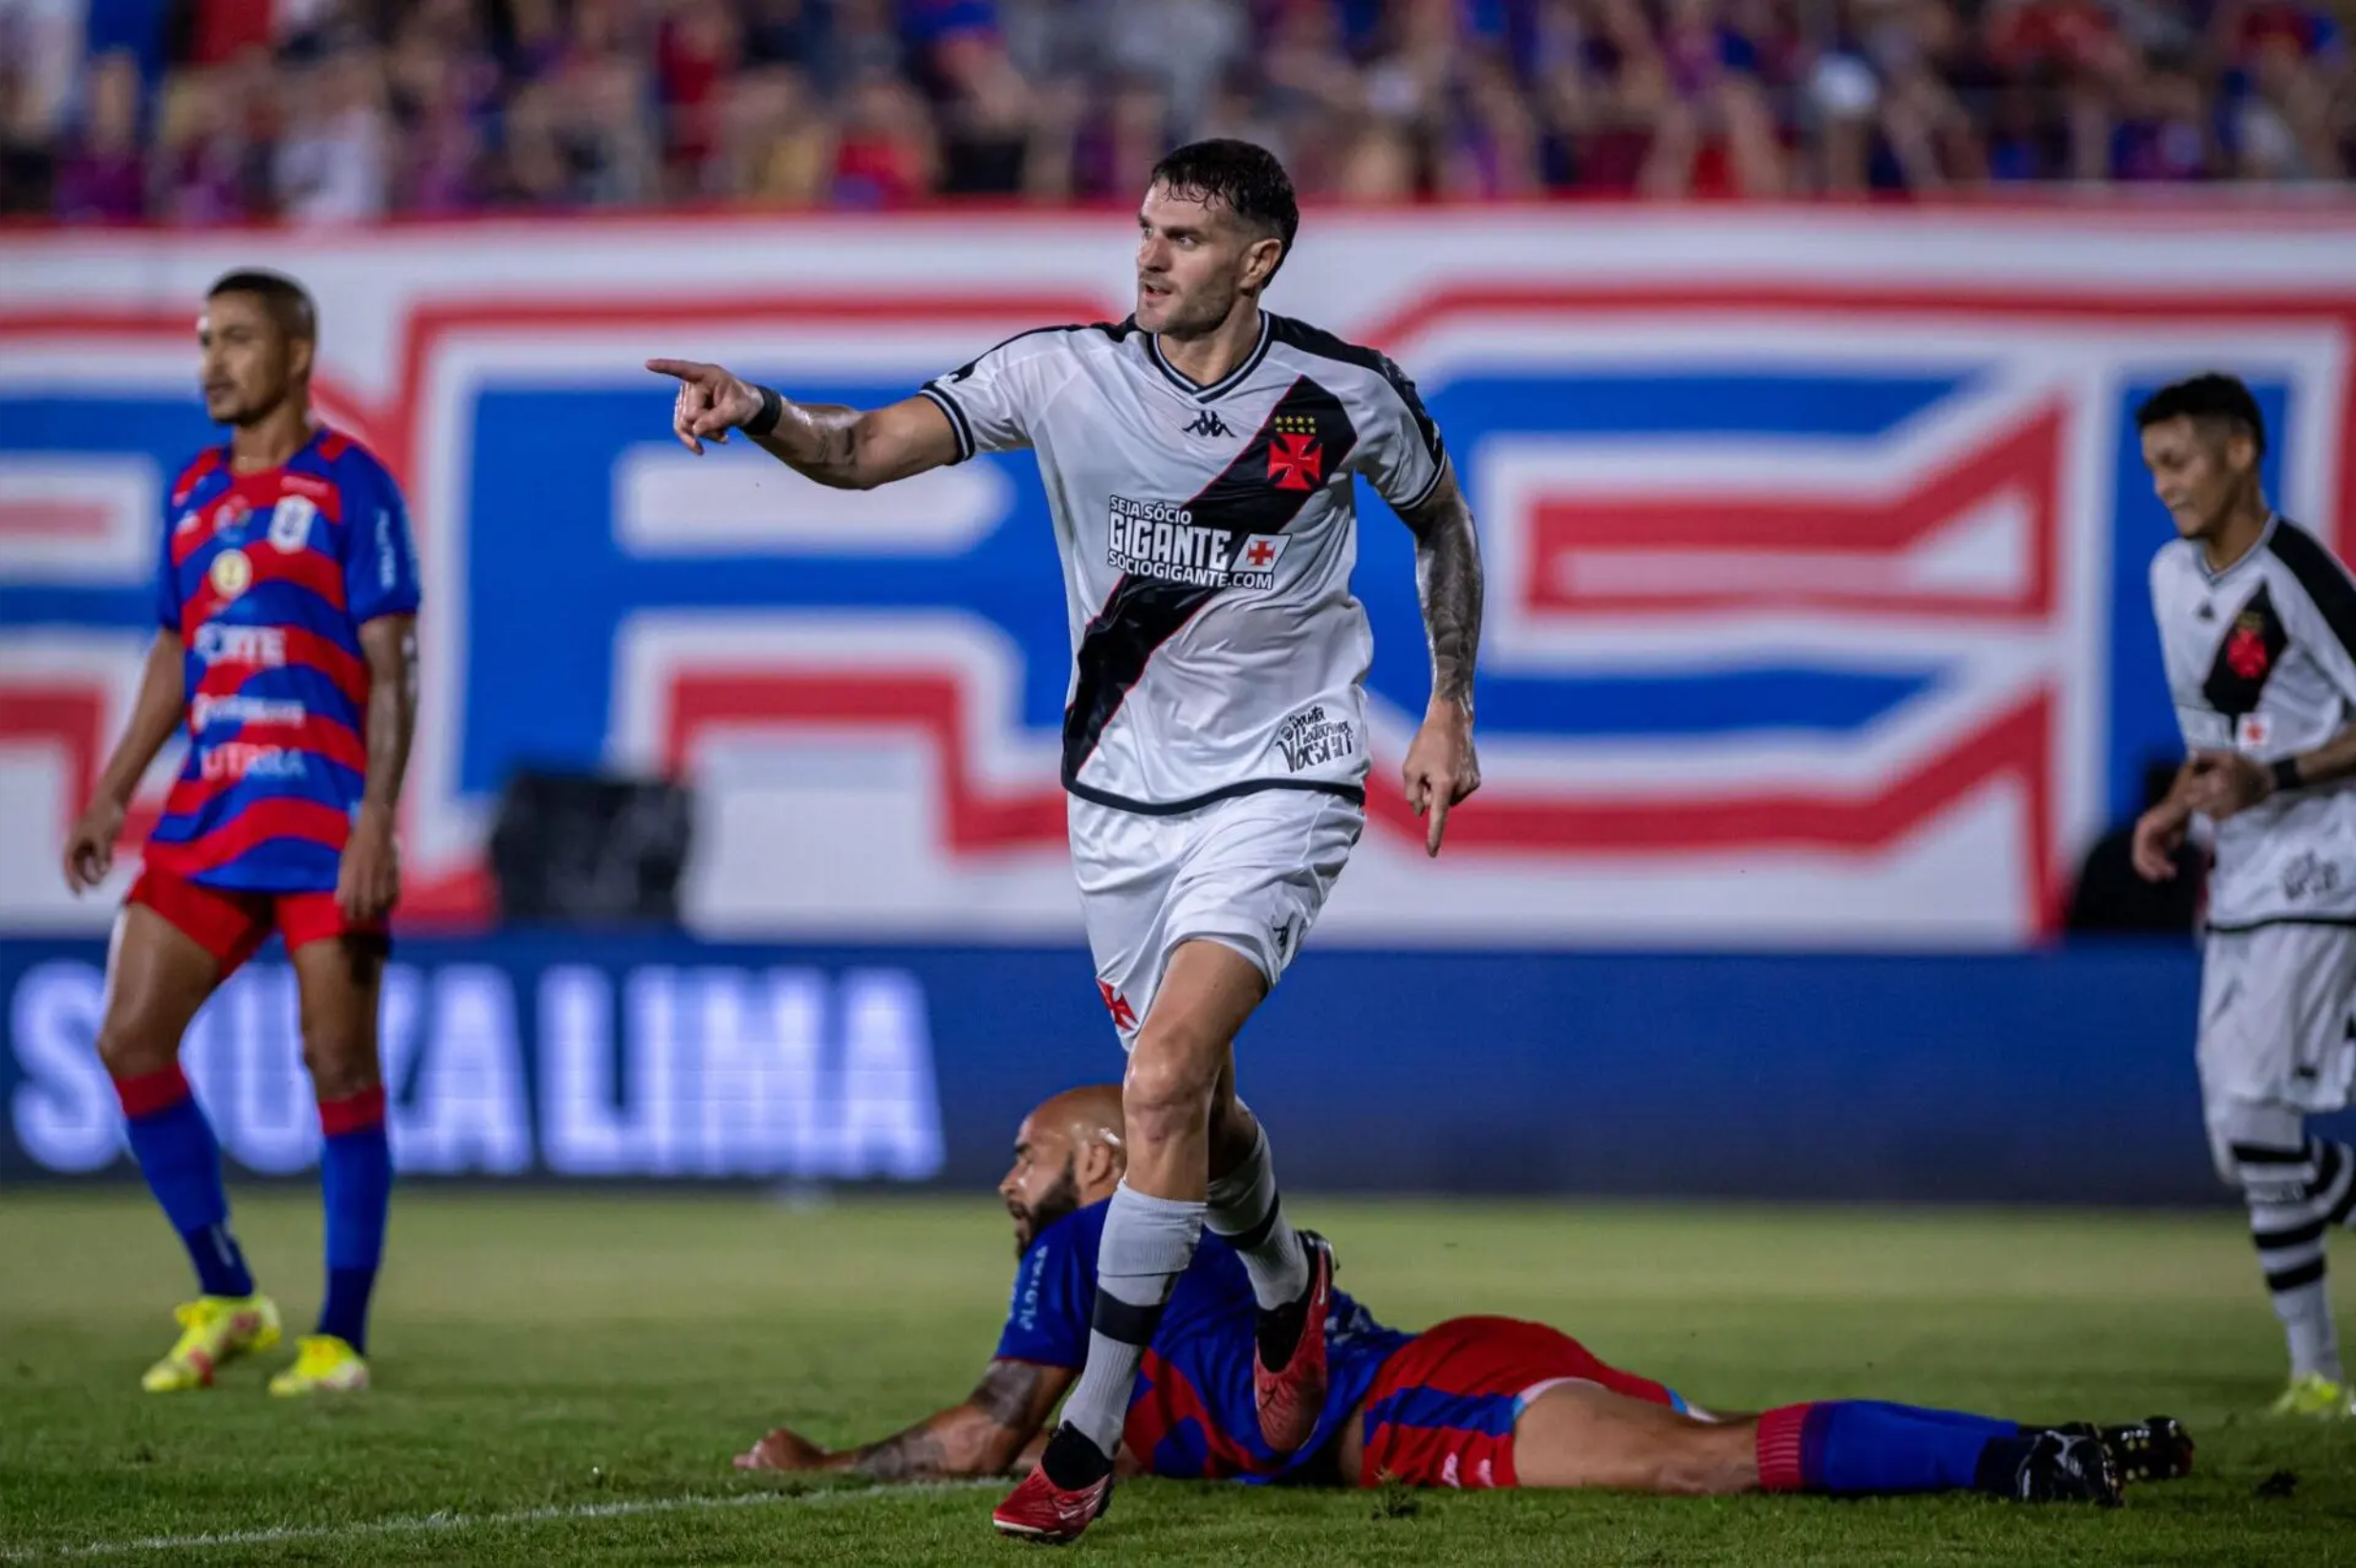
[1267,432,1323,490]
[1245,538,1276,567]
[1097,980,1138,1032]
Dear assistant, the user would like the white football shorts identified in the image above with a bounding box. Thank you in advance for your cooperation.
[2198,923,2356,1171]
[1069,787,1363,1048]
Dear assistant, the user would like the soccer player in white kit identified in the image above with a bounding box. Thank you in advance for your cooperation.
[647,141,1483,1539]
[2133,373,2356,1421]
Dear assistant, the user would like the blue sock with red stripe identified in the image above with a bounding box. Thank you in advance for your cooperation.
[316,1086,390,1353]
[1756,1401,2021,1494]
[114,1066,255,1298]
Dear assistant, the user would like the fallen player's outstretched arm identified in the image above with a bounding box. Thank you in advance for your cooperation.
[645,357,959,490]
[736,1360,1073,1481]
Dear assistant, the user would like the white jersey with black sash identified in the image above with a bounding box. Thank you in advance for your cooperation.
[2151,515,2356,929]
[920,312,1447,816]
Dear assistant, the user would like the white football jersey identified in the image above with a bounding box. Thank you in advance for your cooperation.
[2151,515,2356,928]
[921,312,1448,814]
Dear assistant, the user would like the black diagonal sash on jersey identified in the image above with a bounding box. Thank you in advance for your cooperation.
[2203,581,2290,716]
[1061,376,1360,792]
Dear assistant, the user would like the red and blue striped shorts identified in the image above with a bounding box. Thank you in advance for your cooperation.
[1358,1316,1682,1490]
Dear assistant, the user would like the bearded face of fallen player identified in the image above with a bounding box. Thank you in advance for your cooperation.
[1134,183,1272,338]
[1000,1130,1088,1257]
[199,289,310,427]
[2140,412,2257,543]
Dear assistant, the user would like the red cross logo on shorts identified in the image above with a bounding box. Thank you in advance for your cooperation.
[1097,980,1138,1032]
[1267,433,1324,491]
[1245,537,1276,568]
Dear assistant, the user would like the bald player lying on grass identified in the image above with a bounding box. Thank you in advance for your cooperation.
[736,1087,2190,1521]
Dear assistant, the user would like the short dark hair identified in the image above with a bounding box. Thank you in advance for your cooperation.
[2134,372,2266,457]
[206,269,317,342]
[1147,139,1299,282]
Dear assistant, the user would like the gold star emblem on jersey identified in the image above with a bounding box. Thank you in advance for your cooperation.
[1271,413,1319,437]
[207,548,253,599]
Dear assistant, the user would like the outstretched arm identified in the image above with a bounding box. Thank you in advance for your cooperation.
[1396,467,1484,857]
[736,1360,1074,1481]
[646,358,960,490]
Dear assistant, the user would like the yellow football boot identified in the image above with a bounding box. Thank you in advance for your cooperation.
[142,1295,281,1391]
[2268,1372,2356,1419]
[269,1334,370,1396]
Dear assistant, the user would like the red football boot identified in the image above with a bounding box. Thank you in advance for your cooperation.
[1254,1230,1334,1452]
[993,1426,1115,1545]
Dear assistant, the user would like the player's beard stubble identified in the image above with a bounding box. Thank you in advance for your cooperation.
[1010,1160,1084,1256]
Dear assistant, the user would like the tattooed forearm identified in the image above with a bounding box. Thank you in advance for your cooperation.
[1404,476,1484,711]
[969,1361,1044,1426]
[833,1363,1050,1480]
[844,1426,952,1481]
[750,402,864,490]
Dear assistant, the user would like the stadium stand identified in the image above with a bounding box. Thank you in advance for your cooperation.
[3,0,2352,224]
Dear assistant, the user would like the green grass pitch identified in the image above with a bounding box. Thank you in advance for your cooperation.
[3,1190,2352,1565]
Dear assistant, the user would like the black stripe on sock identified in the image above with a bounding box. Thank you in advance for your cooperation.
[2234,1143,2312,1165]
[2269,1257,2329,1294]
[2255,1216,2328,1252]
[1222,1191,1282,1254]
[2311,1140,2346,1192]
[1091,1292,1167,1347]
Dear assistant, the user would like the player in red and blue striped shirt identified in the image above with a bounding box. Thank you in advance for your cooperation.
[736,1087,2192,1533]
[62,270,419,1398]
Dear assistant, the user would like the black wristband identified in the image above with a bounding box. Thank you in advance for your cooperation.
[2271,755,2304,795]
[745,384,783,438]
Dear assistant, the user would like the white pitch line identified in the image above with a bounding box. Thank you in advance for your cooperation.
[1,1478,1000,1562]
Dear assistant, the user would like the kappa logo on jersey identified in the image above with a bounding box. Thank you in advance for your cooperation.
[1183,409,1233,440]
[1105,494,1292,590]
[1265,413,1324,491]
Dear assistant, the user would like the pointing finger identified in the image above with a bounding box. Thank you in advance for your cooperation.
[1427,795,1450,857]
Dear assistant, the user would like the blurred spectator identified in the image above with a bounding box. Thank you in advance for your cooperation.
[152,68,251,222]
[273,46,391,223]
[724,62,833,203]
[55,49,146,222]
[832,68,935,205]
[6,0,2354,227]
[659,0,740,197]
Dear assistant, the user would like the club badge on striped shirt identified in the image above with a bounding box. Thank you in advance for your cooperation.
[207,548,252,599]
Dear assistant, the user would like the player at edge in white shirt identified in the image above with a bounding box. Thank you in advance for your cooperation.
[2134,371,2356,1421]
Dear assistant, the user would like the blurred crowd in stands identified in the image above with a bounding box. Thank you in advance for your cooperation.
[2,0,2350,224]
